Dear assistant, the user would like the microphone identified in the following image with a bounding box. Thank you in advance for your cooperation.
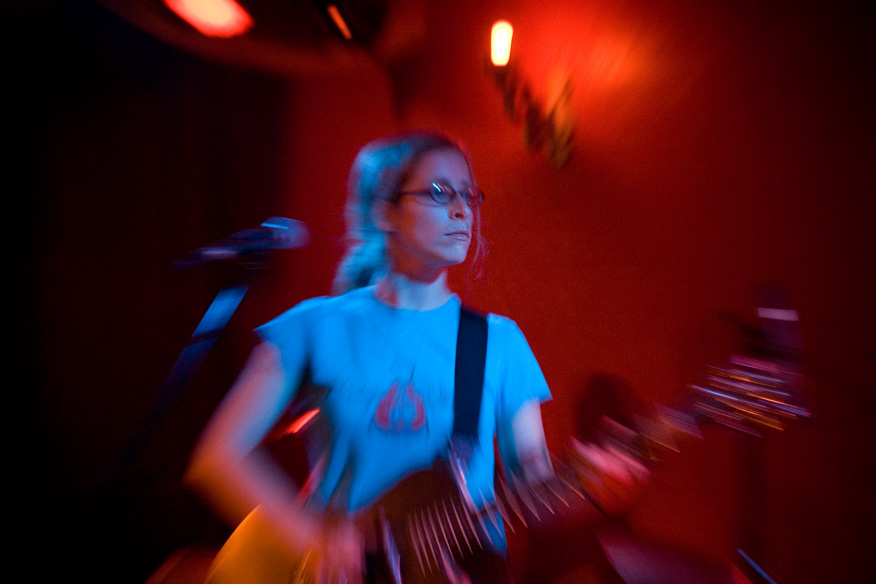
[176,217,310,266]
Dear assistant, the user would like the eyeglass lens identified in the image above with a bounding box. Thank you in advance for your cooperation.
[429,183,483,206]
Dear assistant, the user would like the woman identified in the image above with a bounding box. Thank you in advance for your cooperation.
[185,131,646,584]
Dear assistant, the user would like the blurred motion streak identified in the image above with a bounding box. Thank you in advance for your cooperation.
[326,4,353,40]
[283,408,320,436]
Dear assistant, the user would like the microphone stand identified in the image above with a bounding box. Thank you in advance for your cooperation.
[102,254,270,486]
[102,217,307,484]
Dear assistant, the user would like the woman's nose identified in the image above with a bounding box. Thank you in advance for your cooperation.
[448,194,471,219]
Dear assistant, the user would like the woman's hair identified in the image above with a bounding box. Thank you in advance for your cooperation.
[332,130,486,295]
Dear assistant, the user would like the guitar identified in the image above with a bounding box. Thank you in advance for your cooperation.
[206,353,809,584]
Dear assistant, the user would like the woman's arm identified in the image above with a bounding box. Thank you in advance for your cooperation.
[504,400,649,517]
[505,399,555,483]
[185,343,296,525]
[184,341,363,582]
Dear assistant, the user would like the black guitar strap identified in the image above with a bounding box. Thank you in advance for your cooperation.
[452,306,488,462]
[450,307,515,583]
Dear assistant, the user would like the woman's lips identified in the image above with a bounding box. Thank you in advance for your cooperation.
[445,231,470,241]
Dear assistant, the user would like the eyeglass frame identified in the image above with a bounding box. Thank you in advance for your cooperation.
[395,182,484,208]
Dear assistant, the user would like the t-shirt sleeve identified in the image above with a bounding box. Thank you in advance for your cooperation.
[487,314,552,423]
[255,296,327,394]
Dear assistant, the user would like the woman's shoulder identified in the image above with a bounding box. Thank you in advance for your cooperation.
[482,311,543,355]
[483,311,523,335]
[262,287,376,327]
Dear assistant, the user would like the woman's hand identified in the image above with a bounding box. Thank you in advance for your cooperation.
[295,517,365,584]
[569,436,650,516]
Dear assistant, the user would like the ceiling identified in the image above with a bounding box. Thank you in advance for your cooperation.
[96,0,428,76]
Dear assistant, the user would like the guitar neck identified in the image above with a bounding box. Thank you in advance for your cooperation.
[488,352,809,535]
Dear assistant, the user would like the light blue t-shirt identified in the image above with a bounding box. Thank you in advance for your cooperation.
[257,286,551,522]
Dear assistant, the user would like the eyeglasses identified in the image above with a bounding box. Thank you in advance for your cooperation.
[396,182,484,207]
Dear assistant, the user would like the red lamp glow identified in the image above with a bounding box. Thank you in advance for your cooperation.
[163,0,253,38]
[491,20,513,67]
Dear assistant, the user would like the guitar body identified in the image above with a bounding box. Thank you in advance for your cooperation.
[207,505,304,584]
[206,460,512,584]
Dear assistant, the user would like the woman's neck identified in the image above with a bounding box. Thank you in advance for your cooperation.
[374,270,453,310]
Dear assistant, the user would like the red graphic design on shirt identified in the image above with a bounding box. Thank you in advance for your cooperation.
[375,381,426,432]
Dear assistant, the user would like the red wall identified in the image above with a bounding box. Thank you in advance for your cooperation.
[273,1,873,581]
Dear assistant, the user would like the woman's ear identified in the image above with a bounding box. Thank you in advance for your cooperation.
[372,198,396,234]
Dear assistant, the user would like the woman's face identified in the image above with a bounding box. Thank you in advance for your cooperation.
[382,148,476,280]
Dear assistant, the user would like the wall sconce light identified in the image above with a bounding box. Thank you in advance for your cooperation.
[487,20,574,168]
[491,20,514,67]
